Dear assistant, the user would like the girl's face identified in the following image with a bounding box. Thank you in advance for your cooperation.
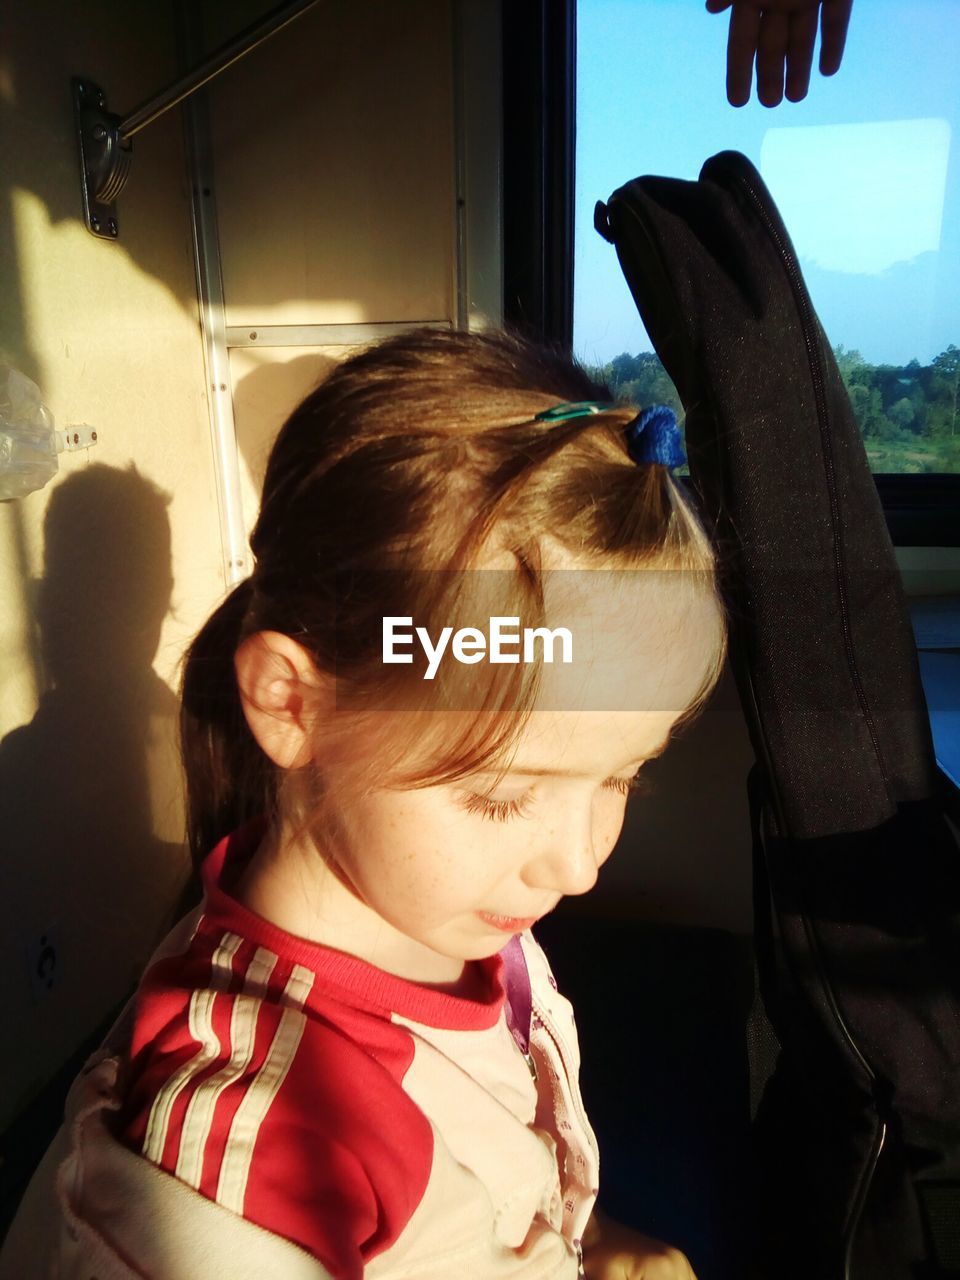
[293,561,724,983]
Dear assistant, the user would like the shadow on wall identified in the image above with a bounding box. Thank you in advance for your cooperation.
[0,465,190,1126]
[231,351,339,497]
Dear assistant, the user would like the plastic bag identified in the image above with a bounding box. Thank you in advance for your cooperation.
[0,364,59,501]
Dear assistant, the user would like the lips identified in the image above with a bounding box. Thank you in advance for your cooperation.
[477,911,541,934]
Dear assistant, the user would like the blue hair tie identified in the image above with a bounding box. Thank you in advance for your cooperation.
[534,400,686,470]
[624,405,686,469]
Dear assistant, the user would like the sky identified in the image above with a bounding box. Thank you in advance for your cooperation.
[574,0,960,369]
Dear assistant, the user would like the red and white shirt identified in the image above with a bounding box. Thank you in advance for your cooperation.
[100,822,600,1278]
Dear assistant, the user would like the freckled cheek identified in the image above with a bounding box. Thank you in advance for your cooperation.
[399,840,484,919]
[594,804,628,868]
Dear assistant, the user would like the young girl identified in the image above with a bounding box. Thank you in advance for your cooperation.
[1,328,725,1280]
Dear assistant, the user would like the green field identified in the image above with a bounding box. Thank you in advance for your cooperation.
[861,437,960,475]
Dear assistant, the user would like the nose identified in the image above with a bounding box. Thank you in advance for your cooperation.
[523,815,601,899]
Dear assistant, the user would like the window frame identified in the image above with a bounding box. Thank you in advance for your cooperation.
[501,1,960,547]
[501,0,576,348]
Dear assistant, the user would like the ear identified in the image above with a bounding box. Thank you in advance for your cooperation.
[234,631,332,770]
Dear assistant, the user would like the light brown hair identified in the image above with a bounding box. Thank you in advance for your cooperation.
[180,327,726,865]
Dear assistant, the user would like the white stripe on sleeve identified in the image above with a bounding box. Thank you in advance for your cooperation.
[216,963,316,1212]
[175,943,278,1187]
[141,931,244,1165]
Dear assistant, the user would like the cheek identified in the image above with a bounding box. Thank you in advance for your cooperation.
[361,811,490,912]
[594,798,629,866]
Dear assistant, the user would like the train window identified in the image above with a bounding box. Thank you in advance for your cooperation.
[574,0,960,478]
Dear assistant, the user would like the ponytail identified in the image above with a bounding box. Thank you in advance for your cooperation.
[180,579,270,869]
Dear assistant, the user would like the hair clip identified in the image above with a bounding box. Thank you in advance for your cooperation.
[624,405,686,469]
[534,401,608,423]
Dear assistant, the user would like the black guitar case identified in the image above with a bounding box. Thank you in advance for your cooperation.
[594,151,960,1279]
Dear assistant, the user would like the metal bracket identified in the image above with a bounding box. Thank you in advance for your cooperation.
[72,0,320,241]
[72,78,131,239]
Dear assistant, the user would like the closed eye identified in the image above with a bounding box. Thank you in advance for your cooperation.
[456,770,654,823]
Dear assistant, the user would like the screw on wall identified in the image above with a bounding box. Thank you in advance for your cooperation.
[26,927,61,1000]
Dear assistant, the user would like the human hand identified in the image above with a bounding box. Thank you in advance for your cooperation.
[580,1210,698,1279]
[705,0,853,107]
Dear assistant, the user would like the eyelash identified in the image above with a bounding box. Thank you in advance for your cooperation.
[457,772,654,823]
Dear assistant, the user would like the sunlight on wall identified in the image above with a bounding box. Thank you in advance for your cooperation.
[11,187,191,360]
[226,299,368,328]
[8,186,223,705]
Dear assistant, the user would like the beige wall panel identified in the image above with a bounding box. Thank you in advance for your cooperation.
[229,344,364,535]
[0,0,224,1129]
[208,0,455,328]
